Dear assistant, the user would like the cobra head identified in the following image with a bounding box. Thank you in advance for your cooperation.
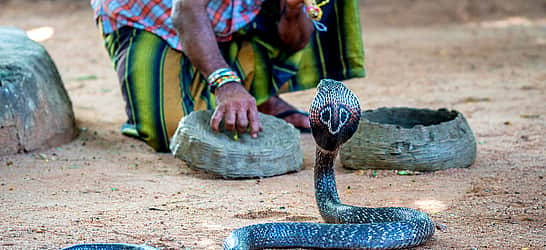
[309,79,361,152]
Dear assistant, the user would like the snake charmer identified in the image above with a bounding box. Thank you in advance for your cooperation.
[91,0,365,151]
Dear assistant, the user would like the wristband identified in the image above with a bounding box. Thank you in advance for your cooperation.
[207,68,242,93]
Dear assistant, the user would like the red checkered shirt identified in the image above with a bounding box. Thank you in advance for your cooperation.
[91,0,265,51]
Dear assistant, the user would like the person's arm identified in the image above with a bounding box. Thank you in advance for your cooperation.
[171,0,262,138]
[279,0,315,51]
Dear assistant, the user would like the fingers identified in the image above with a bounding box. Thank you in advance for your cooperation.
[211,102,261,138]
[210,108,224,132]
[236,110,249,134]
[211,84,261,138]
[210,107,237,133]
[224,109,236,132]
[247,108,262,138]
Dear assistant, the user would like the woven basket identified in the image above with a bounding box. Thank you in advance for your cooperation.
[340,107,476,171]
[170,110,304,178]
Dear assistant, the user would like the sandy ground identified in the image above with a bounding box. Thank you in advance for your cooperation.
[1,0,545,249]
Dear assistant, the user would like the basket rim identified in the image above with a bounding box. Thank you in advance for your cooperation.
[360,107,466,130]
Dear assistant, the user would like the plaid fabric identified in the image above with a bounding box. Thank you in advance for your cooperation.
[91,0,265,51]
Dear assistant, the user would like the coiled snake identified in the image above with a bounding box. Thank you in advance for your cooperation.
[223,79,435,249]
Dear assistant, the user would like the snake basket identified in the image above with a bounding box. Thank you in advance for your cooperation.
[340,107,477,171]
[170,110,304,179]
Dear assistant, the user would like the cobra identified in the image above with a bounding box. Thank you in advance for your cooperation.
[223,79,436,249]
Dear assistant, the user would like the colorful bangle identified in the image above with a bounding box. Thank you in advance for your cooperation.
[207,68,242,93]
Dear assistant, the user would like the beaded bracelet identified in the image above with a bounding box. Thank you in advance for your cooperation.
[207,68,242,93]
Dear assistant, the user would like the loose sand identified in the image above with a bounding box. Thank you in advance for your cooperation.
[0,0,545,249]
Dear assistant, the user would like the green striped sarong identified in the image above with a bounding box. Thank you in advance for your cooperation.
[100,0,365,152]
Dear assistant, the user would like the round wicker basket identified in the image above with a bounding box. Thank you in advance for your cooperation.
[170,110,304,178]
[340,107,476,171]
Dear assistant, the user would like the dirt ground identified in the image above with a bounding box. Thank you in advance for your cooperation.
[1,0,545,249]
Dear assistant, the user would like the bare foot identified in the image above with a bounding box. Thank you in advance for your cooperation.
[258,96,311,130]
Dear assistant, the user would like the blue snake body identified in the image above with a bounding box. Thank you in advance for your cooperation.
[224,150,435,249]
[224,79,435,249]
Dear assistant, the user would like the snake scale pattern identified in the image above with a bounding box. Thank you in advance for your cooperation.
[223,79,435,249]
[63,80,435,250]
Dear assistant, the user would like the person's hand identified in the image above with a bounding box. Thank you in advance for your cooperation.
[210,82,262,138]
[172,0,262,138]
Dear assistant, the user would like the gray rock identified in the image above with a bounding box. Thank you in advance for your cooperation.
[170,110,304,179]
[0,27,77,156]
[341,107,477,171]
